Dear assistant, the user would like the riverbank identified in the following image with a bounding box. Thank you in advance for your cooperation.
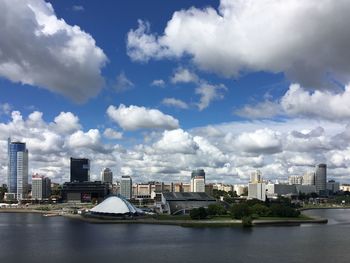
[0,208,61,215]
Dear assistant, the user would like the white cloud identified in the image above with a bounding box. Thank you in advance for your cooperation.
[234,100,282,119]
[127,1,350,86]
[66,129,108,152]
[154,129,198,154]
[52,112,81,134]
[151,79,165,87]
[171,67,199,84]
[162,98,188,109]
[106,104,180,131]
[195,82,227,110]
[113,72,134,93]
[281,84,350,120]
[234,128,282,154]
[0,0,107,102]
[103,128,123,140]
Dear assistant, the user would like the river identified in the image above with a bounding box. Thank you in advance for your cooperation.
[0,209,349,263]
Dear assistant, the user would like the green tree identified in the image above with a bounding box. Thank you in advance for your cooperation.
[190,207,208,220]
[251,203,270,217]
[230,203,252,219]
[207,203,227,216]
[242,216,253,227]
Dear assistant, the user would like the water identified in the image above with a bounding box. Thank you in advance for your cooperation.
[0,209,350,263]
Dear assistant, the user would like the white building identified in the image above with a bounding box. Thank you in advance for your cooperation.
[101,168,113,184]
[303,172,315,185]
[233,184,247,196]
[288,176,303,185]
[248,183,266,201]
[32,175,51,200]
[191,177,205,192]
[120,176,132,199]
[250,170,262,183]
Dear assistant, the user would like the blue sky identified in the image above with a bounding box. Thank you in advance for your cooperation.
[1,0,350,184]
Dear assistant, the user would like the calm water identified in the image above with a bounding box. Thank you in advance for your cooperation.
[0,209,350,263]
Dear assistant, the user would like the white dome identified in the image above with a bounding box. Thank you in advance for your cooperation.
[90,196,138,215]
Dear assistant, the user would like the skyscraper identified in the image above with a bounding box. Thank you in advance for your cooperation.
[32,175,51,200]
[70,158,90,182]
[191,169,205,192]
[315,163,327,195]
[7,138,29,200]
[101,168,113,184]
[120,175,132,199]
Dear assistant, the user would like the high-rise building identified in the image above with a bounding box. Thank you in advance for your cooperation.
[250,170,262,183]
[315,164,327,195]
[101,168,113,184]
[120,176,132,199]
[248,182,266,201]
[32,175,51,200]
[70,158,90,182]
[288,175,303,185]
[191,169,205,192]
[7,139,29,200]
[302,172,315,185]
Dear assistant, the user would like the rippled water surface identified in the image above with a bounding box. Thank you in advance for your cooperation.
[1,209,350,263]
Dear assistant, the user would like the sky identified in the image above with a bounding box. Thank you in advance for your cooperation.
[1,0,350,185]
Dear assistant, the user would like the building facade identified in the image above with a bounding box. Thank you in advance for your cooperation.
[315,164,327,195]
[101,168,113,184]
[7,139,29,200]
[248,183,266,201]
[120,176,132,199]
[32,175,51,200]
[191,169,205,192]
[70,158,90,182]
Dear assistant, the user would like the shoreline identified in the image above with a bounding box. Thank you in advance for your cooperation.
[0,208,329,227]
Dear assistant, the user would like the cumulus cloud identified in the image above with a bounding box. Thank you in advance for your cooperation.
[0,0,107,102]
[52,112,81,134]
[161,98,188,109]
[154,129,199,154]
[113,72,134,93]
[234,129,282,154]
[106,104,180,131]
[103,128,123,140]
[171,67,199,84]
[151,79,165,87]
[281,84,350,120]
[195,82,227,110]
[234,101,282,119]
[0,103,11,116]
[127,0,350,86]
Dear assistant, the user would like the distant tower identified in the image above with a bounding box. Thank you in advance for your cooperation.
[315,164,327,195]
[120,176,132,199]
[7,138,29,200]
[70,158,90,182]
[101,168,113,184]
[191,169,205,192]
[302,172,315,185]
[250,170,262,183]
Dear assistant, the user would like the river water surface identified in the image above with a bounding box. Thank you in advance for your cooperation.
[0,209,350,263]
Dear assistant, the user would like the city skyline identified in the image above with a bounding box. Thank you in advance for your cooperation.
[2,0,350,185]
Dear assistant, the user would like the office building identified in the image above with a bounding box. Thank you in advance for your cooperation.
[250,170,262,183]
[315,164,327,195]
[120,176,132,199]
[101,168,113,184]
[248,183,266,201]
[303,172,315,185]
[62,181,109,203]
[32,175,51,200]
[327,180,340,194]
[191,169,205,192]
[288,176,303,185]
[70,158,90,182]
[7,139,29,200]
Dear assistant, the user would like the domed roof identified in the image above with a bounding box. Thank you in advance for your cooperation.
[90,196,139,215]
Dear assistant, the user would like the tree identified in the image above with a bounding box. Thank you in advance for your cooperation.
[230,203,252,219]
[242,216,253,227]
[190,207,208,220]
[251,203,270,217]
[207,203,227,216]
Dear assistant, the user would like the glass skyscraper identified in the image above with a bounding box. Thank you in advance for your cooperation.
[7,138,29,200]
[70,158,90,182]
